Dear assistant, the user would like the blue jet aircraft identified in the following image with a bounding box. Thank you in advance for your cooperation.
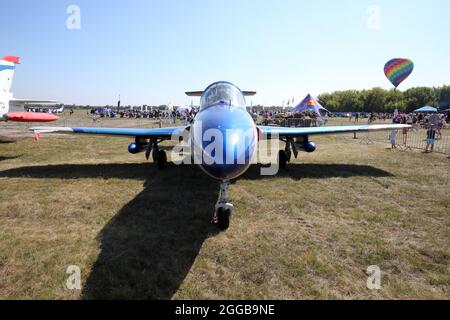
[32,81,409,230]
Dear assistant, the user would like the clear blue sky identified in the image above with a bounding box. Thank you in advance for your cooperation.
[1,0,449,106]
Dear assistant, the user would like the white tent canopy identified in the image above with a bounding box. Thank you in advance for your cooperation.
[176,105,192,114]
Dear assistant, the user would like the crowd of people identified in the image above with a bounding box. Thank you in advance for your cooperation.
[253,109,326,127]
[87,107,200,125]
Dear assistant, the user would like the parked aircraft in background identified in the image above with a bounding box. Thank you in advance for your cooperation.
[0,55,59,122]
[50,105,65,114]
[31,81,409,230]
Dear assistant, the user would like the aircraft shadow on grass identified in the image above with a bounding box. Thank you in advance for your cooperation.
[242,163,392,180]
[0,155,21,162]
[0,138,16,144]
[0,162,392,299]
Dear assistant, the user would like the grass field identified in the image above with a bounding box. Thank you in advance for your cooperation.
[0,114,449,299]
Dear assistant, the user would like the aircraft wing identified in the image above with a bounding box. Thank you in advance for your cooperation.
[10,99,60,105]
[258,124,410,139]
[30,126,188,139]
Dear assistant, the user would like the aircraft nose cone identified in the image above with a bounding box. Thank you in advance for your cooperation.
[200,130,254,180]
[192,105,257,180]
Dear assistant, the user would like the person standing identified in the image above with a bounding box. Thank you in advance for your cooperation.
[402,126,409,146]
[263,111,269,126]
[401,114,408,146]
[425,125,436,153]
[389,130,398,149]
[428,112,441,139]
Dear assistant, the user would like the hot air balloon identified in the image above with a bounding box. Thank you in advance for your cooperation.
[384,58,414,89]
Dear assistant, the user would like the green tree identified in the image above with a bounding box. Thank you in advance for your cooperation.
[404,87,438,112]
[362,88,387,112]
[340,90,364,112]
[316,85,447,113]
[437,85,450,109]
[385,89,406,112]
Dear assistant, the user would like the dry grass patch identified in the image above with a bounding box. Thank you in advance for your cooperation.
[0,130,449,299]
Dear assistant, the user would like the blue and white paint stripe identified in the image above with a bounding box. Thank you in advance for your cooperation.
[0,65,15,71]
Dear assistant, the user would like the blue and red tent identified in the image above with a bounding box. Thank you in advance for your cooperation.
[293,94,329,115]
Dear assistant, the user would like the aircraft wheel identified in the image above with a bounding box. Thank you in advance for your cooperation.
[217,208,230,231]
[157,150,167,169]
[278,150,288,169]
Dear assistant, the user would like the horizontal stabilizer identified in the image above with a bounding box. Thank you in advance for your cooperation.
[185,91,256,97]
[185,91,203,97]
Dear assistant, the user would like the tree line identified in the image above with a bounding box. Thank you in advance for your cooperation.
[317,85,450,113]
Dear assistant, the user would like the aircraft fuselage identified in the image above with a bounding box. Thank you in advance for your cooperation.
[190,82,258,181]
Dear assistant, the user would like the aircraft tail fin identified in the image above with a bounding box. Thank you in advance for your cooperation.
[0,56,20,94]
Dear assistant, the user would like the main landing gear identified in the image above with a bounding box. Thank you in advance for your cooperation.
[278,150,288,169]
[278,137,297,169]
[146,140,167,169]
[213,181,233,231]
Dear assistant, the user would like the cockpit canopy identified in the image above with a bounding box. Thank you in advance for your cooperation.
[200,82,246,110]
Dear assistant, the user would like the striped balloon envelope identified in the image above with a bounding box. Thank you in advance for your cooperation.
[384,58,414,88]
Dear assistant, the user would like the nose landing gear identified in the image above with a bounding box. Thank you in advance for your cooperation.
[213,181,233,231]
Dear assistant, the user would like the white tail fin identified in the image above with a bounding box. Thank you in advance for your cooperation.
[0,56,19,94]
[0,56,19,120]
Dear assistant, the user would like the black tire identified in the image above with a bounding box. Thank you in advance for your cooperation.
[217,208,230,231]
[278,150,287,169]
[157,150,167,169]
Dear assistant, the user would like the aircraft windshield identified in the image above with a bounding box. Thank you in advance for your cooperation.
[200,82,246,109]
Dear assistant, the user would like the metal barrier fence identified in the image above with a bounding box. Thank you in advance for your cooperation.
[357,126,450,155]
[274,118,450,155]
[273,118,450,155]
